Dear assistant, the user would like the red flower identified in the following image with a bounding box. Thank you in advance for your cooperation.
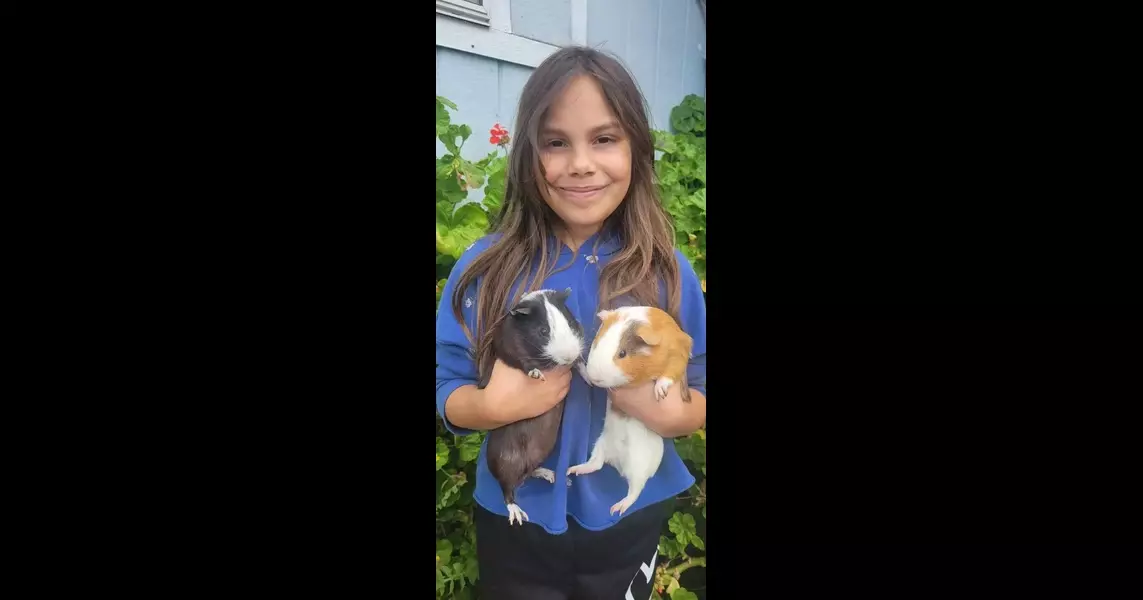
[490,123,510,146]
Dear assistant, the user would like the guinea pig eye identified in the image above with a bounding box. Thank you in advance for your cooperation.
[540,326,549,336]
[618,350,627,359]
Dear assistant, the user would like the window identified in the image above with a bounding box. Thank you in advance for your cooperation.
[435,0,490,26]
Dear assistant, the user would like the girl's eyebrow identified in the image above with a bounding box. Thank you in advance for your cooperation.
[542,121,622,137]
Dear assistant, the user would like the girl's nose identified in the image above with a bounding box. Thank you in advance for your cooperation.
[569,148,595,176]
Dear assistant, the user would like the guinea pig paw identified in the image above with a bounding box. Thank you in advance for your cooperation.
[530,468,556,483]
[654,377,675,400]
[567,462,601,476]
[610,497,636,516]
[506,503,529,525]
[527,368,546,381]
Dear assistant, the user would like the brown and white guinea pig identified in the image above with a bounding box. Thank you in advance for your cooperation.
[568,306,693,517]
[478,288,585,526]
[582,306,693,402]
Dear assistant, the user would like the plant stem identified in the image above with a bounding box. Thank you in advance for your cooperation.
[672,557,707,577]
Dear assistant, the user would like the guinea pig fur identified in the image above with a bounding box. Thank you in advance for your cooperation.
[568,306,693,517]
[478,288,585,526]
[584,306,693,402]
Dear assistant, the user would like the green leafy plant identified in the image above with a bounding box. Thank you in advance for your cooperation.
[435,96,507,600]
[654,94,706,293]
[647,93,707,600]
[435,93,707,600]
[669,93,707,136]
[436,96,509,262]
[436,96,510,317]
[436,419,485,600]
[653,430,707,599]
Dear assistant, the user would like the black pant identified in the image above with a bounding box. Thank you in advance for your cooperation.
[474,500,672,600]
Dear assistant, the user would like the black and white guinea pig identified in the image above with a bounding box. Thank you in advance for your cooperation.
[478,288,585,526]
[568,305,694,517]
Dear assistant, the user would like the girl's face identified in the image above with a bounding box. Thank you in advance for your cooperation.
[538,75,632,242]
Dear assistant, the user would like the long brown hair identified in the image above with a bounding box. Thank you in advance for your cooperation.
[451,46,681,382]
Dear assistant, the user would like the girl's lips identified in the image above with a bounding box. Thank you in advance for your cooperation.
[560,185,607,202]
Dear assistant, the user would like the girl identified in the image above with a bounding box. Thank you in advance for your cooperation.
[435,46,707,600]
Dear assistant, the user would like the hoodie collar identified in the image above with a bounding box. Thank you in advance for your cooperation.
[555,225,622,258]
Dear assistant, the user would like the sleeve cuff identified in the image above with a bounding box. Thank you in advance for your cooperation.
[436,378,478,436]
[687,353,707,399]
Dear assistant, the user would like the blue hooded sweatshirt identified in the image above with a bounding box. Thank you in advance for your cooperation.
[435,228,707,534]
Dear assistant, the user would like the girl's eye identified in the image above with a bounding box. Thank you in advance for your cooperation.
[596,136,615,144]
[618,350,627,359]
[547,140,567,148]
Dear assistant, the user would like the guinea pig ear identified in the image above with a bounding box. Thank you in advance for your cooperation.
[509,305,531,316]
[597,309,613,320]
[636,326,662,346]
[557,287,572,302]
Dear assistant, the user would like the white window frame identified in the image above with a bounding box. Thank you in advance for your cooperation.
[436,0,587,68]
[435,0,503,29]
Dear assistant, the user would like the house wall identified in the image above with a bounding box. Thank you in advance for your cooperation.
[586,0,706,133]
[436,0,704,201]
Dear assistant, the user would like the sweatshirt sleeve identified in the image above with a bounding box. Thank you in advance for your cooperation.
[675,249,707,399]
[435,239,492,436]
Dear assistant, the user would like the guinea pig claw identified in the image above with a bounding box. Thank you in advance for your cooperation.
[530,468,556,483]
[654,377,674,400]
[528,368,545,381]
[506,503,529,525]
[610,497,635,516]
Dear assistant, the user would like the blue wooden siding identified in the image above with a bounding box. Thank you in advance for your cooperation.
[436,0,706,193]
[511,0,572,47]
[587,0,705,132]
[436,47,535,159]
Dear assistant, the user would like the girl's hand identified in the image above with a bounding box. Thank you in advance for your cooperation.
[609,380,671,419]
[608,379,705,438]
[481,359,572,425]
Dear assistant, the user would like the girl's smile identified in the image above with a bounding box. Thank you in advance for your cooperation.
[557,184,609,205]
